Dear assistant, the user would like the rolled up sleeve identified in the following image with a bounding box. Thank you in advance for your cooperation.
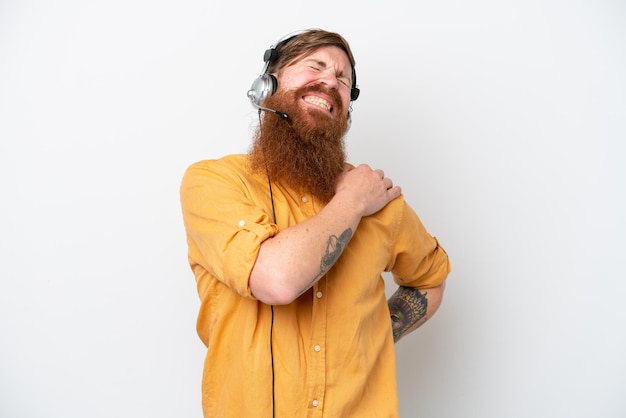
[180,159,278,298]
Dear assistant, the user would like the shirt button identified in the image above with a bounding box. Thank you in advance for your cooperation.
[316,291,323,299]
[312,400,319,407]
[237,220,245,227]
[301,196,308,203]
[314,345,321,352]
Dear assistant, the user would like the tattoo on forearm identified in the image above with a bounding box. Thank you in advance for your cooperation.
[298,228,352,297]
[309,228,352,285]
[388,287,428,342]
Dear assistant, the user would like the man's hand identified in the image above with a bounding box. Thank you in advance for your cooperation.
[334,164,402,217]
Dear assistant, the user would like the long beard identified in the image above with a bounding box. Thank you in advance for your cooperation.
[249,85,349,203]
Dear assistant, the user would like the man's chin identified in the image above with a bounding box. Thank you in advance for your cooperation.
[299,108,344,133]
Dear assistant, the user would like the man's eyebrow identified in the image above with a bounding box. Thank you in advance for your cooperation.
[301,58,351,81]
[301,57,328,68]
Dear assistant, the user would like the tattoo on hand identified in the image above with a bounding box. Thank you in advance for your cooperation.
[388,287,428,342]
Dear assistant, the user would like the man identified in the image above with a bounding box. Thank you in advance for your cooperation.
[180,29,450,417]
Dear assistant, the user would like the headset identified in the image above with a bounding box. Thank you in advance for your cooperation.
[246,29,360,118]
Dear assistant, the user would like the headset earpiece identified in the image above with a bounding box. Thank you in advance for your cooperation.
[247,73,277,106]
[351,86,360,101]
[246,41,280,106]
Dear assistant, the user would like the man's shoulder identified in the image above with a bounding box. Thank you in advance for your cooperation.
[184,154,250,176]
[182,154,267,188]
[187,154,247,169]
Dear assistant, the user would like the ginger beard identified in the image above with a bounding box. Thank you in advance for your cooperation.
[249,84,350,203]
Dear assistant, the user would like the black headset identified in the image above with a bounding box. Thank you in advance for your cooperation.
[246,30,360,109]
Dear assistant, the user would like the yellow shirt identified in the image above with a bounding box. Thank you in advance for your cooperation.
[180,154,450,417]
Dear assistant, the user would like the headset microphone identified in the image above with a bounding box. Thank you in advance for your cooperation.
[247,90,289,120]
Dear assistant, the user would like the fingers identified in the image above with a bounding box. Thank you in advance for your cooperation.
[378,170,398,191]
[368,166,396,191]
[337,164,402,216]
[380,172,402,198]
[374,168,402,202]
[388,184,402,199]
[348,163,401,195]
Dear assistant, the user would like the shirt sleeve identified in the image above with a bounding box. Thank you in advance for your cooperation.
[180,158,278,298]
[389,199,451,289]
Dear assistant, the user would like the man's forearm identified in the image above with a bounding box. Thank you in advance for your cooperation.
[388,283,445,342]
[249,194,362,305]
[249,164,402,306]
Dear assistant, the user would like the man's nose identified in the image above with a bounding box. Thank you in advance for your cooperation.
[317,70,339,89]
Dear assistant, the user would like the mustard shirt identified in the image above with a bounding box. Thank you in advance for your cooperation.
[180,154,450,417]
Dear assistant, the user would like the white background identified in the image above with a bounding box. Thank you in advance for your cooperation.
[1,1,624,417]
